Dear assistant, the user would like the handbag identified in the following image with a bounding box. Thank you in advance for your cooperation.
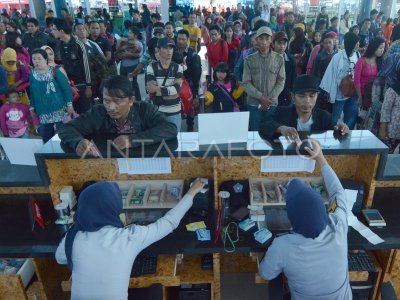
[339,75,355,98]
[179,77,193,116]
[52,67,80,102]
[339,55,358,98]
[215,82,240,112]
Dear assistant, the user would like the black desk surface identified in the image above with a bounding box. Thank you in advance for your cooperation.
[0,160,44,187]
[1,187,399,258]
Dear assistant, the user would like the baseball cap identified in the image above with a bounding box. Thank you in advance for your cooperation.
[273,31,288,43]
[157,37,175,48]
[322,31,339,40]
[255,26,272,38]
[293,75,320,94]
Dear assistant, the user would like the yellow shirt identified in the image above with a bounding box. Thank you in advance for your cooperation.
[183,25,201,52]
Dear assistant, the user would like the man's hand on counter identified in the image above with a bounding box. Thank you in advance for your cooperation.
[334,123,349,135]
[113,135,132,150]
[278,126,299,142]
[76,139,101,157]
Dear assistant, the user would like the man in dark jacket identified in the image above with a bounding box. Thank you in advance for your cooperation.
[316,6,329,29]
[52,18,93,114]
[58,75,177,157]
[22,17,56,55]
[258,75,348,141]
[176,29,202,131]
[272,31,297,106]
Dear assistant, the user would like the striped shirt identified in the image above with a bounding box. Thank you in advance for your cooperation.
[146,61,183,115]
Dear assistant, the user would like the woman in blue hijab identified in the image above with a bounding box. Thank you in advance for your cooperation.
[56,180,205,300]
[259,140,352,299]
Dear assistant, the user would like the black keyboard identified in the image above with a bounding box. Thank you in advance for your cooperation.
[348,250,375,272]
[131,255,158,277]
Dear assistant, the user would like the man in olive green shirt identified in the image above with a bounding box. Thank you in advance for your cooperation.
[243,26,285,131]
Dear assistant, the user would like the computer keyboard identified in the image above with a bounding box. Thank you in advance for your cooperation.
[348,250,375,272]
[131,255,158,277]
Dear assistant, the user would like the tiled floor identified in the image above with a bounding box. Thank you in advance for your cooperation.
[221,272,269,300]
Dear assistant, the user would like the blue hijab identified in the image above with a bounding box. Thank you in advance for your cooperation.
[286,179,330,239]
[65,182,124,270]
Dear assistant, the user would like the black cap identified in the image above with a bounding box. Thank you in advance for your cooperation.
[157,37,175,48]
[293,75,320,94]
[273,31,288,43]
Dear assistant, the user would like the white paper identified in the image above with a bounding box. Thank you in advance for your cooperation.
[0,138,43,166]
[348,214,385,245]
[260,156,316,173]
[198,112,249,145]
[117,158,171,175]
[344,189,358,216]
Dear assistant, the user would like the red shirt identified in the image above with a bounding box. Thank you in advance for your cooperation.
[226,37,240,51]
[207,39,228,70]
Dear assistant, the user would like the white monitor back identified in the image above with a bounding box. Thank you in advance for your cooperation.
[198,112,250,145]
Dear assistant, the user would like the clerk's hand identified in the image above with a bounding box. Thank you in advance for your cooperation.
[113,135,132,150]
[76,139,100,157]
[334,123,349,135]
[278,126,299,142]
[187,179,206,198]
[304,139,327,166]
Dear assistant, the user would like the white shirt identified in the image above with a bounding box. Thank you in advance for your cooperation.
[259,165,352,300]
[320,49,359,103]
[56,194,193,300]
[297,117,314,132]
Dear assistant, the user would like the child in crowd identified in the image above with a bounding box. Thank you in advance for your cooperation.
[0,47,30,105]
[0,88,38,138]
[205,62,243,112]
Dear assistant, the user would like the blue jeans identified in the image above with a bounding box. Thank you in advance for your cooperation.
[39,122,63,143]
[332,94,358,130]
[248,105,276,131]
[165,113,181,133]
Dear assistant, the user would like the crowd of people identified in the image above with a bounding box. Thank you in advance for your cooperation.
[0,4,399,152]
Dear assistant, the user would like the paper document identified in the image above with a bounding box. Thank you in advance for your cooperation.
[348,215,384,245]
[344,189,358,216]
[0,137,43,166]
[261,156,316,173]
[117,158,171,175]
[344,189,384,245]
